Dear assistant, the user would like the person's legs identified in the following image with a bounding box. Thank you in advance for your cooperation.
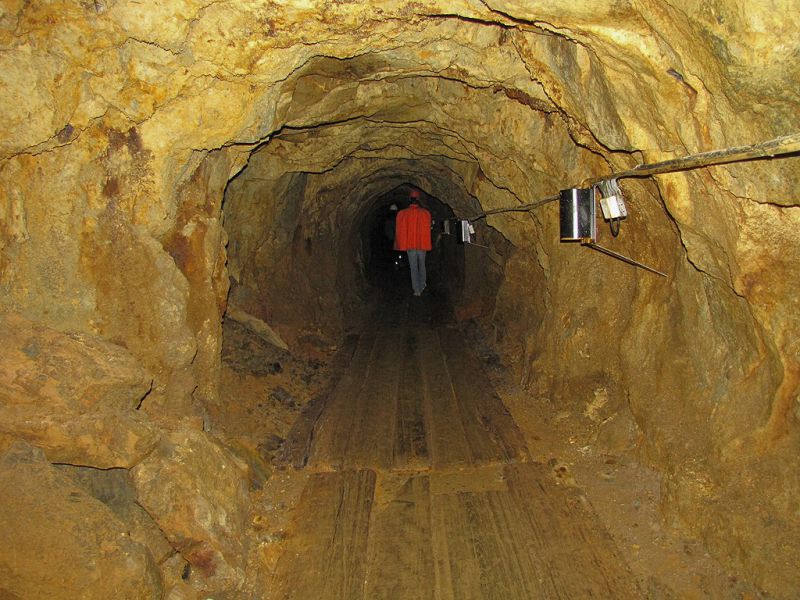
[407,249,422,295]
[418,250,427,292]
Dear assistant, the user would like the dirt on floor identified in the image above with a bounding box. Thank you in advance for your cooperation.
[212,318,340,595]
[459,319,772,600]
[214,316,772,600]
[212,318,336,453]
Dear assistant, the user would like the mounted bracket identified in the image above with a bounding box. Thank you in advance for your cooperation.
[457,219,475,244]
[559,187,667,277]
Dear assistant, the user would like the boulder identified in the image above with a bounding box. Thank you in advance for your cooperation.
[0,310,152,412]
[594,410,640,455]
[0,442,162,600]
[58,465,174,565]
[132,429,250,591]
[226,304,288,350]
[0,311,159,469]
[0,407,159,469]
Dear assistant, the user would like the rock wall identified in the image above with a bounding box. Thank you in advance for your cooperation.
[0,443,163,600]
[1,0,798,596]
[0,312,254,597]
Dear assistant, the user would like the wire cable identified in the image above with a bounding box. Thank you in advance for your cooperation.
[467,132,800,222]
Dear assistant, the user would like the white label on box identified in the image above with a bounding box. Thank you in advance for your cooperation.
[600,195,627,220]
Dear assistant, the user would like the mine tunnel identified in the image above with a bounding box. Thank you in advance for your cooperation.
[1,2,799,599]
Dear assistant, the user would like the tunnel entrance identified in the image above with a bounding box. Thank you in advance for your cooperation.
[3,1,799,597]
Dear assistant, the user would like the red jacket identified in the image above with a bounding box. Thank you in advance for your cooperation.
[394,204,432,251]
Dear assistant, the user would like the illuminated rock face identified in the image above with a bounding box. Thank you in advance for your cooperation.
[0,1,798,596]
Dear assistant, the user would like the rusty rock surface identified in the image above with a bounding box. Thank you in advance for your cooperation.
[0,310,159,468]
[0,407,158,469]
[132,428,251,592]
[0,442,162,600]
[0,310,151,412]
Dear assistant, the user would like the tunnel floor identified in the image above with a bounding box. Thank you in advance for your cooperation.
[251,294,641,598]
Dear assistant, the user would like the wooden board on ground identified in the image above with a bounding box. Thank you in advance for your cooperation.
[426,462,641,599]
[392,330,431,470]
[432,488,541,599]
[343,329,402,470]
[364,474,434,600]
[276,335,360,469]
[266,307,640,599]
[269,463,640,600]
[307,334,379,470]
[267,469,376,600]
[417,328,474,469]
[503,462,642,598]
[438,327,531,465]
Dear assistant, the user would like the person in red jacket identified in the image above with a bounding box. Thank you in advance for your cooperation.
[394,188,432,296]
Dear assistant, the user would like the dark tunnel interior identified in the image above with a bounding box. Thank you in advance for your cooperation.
[358,185,464,302]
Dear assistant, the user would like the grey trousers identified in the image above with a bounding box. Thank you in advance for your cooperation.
[407,249,427,295]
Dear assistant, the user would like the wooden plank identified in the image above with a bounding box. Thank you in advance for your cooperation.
[429,489,457,600]
[431,485,555,600]
[281,317,638,599]
[425,463,640,599]
[431,490,529,599]
[430,466,541,598]
[268,469,376,600]
[481,488,561,598]
[276,335,360,469]
[307,334,379,470]
[343,331,402,470]
[429,463,507,496]
[503,463,641,598]
[393,330,430,470]
[364,475,434,600]
[417,328,473,469]
[438,327,530,465]
[431,491,487,600]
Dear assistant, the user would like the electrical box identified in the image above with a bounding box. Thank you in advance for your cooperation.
[599,194,627,220]
[442,219,450,235]
[560,188,596,242]
[457,220,474,244]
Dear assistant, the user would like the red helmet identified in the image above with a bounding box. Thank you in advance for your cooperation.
[409,189,421,199]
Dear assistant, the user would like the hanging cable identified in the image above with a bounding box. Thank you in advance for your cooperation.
[589,131,800,184]
[470,194,559,221]
[468,132,800,222]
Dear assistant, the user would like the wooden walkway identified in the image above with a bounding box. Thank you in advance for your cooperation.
[269,297,640,599]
